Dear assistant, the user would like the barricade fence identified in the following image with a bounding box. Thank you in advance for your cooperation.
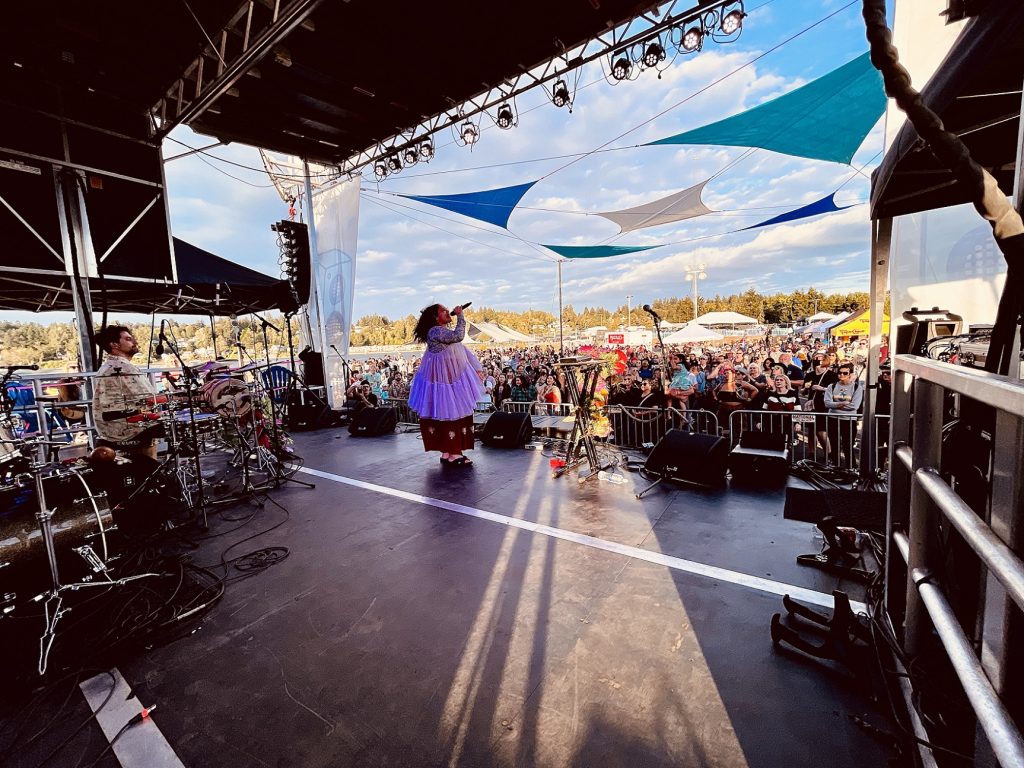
[727,409,865,473]
[499,400,575,417]
[381,398,419,427]
[606,406,718,450]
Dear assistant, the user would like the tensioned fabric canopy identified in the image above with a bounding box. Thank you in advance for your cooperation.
[742,192,854,230]
[0,239,286,316]
[597,180,714,234]
[832,309,889,338]
[400,182,536,229]
[542,244,659,259]
[647,52,886,165]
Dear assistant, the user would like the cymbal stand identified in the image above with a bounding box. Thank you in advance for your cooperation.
[159,328,209,527]
[27,456,161,674]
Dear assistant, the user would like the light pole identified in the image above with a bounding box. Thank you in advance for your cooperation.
[626,294,633,329]
[684,264,707,321]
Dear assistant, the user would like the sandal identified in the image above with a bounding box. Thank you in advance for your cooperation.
[446,455,473,466]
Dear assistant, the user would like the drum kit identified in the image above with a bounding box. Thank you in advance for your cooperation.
[0,360,297,675]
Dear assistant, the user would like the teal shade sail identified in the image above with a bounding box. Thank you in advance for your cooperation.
[742,192,855,230]
[647,53,885,164]
[542,244,659,259]
[399,181,536,229]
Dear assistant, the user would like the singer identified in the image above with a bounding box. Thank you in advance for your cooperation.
[408,303,482,466]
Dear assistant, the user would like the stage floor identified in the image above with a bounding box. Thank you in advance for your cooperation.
[2,427,894,767]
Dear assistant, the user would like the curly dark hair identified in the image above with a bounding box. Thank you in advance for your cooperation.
[95,325,131,353]
[412,304,441,344]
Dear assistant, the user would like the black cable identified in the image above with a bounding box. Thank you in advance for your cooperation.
[30,672,118,768]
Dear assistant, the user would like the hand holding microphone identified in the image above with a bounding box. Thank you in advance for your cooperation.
[453,301,472,316]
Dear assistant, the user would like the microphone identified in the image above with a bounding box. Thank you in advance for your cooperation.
[642,304,661,322]
[155,320,165,356]
[458,302,472,311]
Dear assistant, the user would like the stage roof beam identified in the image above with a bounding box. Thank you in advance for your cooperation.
[151,0,326,138]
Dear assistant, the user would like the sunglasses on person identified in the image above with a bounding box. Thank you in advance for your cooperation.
[838,369,853,376]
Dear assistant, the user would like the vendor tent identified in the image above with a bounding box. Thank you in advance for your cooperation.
[807,311,838,322]
[465,321,537,344]
[663,323,724,344]
[693,311,759,327]
[832,309,890,338]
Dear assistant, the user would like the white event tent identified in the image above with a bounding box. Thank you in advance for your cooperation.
[663,323,725,344]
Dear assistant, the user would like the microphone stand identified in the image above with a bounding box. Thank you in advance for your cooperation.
[160,331,208,528]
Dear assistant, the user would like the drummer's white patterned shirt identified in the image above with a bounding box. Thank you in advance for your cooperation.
[92,354,156,442]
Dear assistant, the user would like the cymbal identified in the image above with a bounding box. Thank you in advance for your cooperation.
[229,361,275,373]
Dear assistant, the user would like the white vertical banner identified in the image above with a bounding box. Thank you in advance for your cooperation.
[311,175,360,408]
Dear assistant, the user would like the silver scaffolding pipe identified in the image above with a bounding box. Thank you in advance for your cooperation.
[911,569,1024,767]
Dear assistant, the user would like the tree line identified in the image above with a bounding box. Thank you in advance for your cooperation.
[348,287,870,346]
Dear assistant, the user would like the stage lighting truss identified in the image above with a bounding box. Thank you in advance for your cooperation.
[328,0,743,183]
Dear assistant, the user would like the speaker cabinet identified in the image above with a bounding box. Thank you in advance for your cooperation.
[287,390,335,431]
[348,407,397,436]
[644,429,728,485]
[481,411,534,448]
[729,430,789,484]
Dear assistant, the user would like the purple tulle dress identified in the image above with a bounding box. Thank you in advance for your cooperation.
[408,314,483,421]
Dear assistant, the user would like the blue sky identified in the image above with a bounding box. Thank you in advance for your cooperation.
[7,0,883,325]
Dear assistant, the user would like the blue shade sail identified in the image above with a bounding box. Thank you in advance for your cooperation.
[542,244,659,259]
[741,192,855,230]
[399,181,536,229]
[647,53,885,164]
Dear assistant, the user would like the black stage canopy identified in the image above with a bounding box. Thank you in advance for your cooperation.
[870,3,1024,220]
[4,0,671,163]
[0,238,287,316]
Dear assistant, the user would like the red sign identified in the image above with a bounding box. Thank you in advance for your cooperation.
[607,333,625,344]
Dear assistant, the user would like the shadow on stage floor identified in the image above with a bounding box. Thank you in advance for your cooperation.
[0,426,894,767]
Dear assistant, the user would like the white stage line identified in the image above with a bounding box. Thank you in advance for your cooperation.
[297,466,864,612]
[80,668,185,768]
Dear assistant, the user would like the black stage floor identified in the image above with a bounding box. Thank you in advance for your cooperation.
[1,428,894,767]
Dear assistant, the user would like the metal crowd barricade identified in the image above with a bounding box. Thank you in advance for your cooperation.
[606,406,718,450]
[383,398,419,428]
[727,409,864,473]
[886,355,1024,767]
[500,401,574,418]
[8,370,99,446]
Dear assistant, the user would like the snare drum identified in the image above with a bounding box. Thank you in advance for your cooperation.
[173,410,222,438]
[202,378,253,418]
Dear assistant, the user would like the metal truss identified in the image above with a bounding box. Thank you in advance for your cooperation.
[149,0,326,138]
[327,0,744,184]
[255,0,744,198]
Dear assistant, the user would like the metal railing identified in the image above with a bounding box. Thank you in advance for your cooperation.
[380,398,419,427]
[726,409,864,473]
[499,400,575,417]
[606,406,718,450]
[887,354,1024,767]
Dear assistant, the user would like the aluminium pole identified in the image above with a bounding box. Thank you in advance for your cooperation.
[557,260,564,354]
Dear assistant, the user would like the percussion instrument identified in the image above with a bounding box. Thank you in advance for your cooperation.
[202,377,253,418]
[171,410,222,439]
[0,468,113,600]
[0,417,30,482]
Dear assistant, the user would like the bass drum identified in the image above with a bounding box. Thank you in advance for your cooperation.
[202,378,253,419]
[0,468,114,605]
[0,416,31,483]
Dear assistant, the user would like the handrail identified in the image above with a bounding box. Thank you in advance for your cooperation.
[912,569,1024,768]
[894,354,1024,418]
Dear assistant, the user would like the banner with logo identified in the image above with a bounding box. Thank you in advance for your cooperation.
[310,176,360,407]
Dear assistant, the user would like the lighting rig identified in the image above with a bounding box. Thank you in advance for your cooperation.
[316,0,745,185]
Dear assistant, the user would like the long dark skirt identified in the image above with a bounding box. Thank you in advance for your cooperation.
[420,415,475,453]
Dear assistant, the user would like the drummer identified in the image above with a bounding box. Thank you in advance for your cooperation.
[92,325,165,461]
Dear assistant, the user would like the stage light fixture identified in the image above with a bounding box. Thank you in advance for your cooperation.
[681,26,704,51]
[403,146,419,166]
[720,9,745,34]
[460,120,479,145]
[373,160,388,180]
[496,104,515,129]
[387,155,402,173]
[642,42,666,68]
[611,55,631,81]
[419,139,435,160]
[551,80,571,108]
